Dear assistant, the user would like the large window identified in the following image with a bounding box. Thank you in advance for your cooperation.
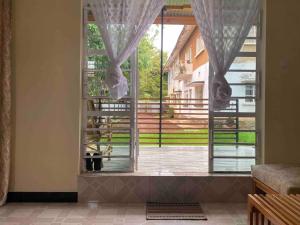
[81,3,137,173]
[81,1,261,174]
[209,23,260,173]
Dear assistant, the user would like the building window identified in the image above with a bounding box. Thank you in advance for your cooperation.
[185,47,192,63]
[245,85,255,103]
[196,37,205,56]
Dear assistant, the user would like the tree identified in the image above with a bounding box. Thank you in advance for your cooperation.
[138,27,168,98]
[87,24,168,98]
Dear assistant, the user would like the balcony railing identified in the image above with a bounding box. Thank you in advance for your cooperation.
[173,63,193,80]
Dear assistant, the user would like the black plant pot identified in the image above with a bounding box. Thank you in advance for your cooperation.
[85,153,93,171]
[93,153,102,171]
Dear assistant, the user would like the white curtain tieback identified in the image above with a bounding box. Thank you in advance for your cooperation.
[212,74,232,110]
[106,64,123,89]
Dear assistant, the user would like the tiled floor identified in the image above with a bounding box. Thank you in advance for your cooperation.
[0,203,247,225]
[101,146,255,174]
[138,147,209,173]
[99,146,209,173]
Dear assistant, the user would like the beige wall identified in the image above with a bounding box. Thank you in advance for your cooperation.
[9,0,300,192]
[10,0,81,192]
[264,0,300,163]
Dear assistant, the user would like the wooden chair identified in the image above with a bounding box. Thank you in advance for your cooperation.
[86,99,113,171]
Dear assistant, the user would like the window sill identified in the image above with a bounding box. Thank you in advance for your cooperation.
[195,49,205,58]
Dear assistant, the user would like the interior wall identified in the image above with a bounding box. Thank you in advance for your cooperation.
[10,0,81,192]
[9,0,300,192]
[264,0,300,163]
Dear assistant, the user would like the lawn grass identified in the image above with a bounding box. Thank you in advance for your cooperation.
[101,129,255,146]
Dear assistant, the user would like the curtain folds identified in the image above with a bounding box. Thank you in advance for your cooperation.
[89,0,165,99]
[191,0,259,109]
[0,0,12,206]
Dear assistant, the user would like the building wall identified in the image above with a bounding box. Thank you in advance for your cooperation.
[264,0,300,164]
[168,27,209,99]
[10,0,81,192]
[192,62,209,99]
[168,26,256,110]
[179,28,209,70]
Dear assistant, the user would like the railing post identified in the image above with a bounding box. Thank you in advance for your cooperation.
[159,7,164,148]
[235,99,239,144]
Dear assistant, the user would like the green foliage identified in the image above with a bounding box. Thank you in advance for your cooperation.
[87,24,108,96]
[165,107,175,119]
[138,27,168,98]
[87,24,168,98]
[87,24,104,50]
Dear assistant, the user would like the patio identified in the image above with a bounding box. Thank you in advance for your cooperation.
[137,146,209,174]
[99,146,255,174]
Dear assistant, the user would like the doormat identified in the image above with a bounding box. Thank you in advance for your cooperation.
[146,202,207,220]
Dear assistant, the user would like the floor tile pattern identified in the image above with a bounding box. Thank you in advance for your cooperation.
[0,203,247,225]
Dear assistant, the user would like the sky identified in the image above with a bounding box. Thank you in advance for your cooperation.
[148,24,184,57]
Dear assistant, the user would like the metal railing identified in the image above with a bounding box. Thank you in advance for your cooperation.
[137,98,244,147]
[83,98,244,149]
[138,97,209,146]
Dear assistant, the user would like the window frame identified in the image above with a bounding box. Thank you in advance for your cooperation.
[208,20,262,173]
[195,36,205,57]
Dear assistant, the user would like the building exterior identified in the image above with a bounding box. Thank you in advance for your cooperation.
[165,25,209,104]
[165,25,256,112]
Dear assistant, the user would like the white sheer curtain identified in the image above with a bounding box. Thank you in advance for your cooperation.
[191,0,259,109]
[89,0,164,99]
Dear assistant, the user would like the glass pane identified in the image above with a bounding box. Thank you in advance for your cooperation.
[214,132,256,144]
[87,70,131,97]
[225,71,256,82]
[86,116,130,128]
[213,158,255,172]
[229,84,256,98]
[240,39,256,52]
[238,98,256,113]
[214,99,256,113]
[101,158,131,172]
[213,117,238,130]
[87,101,131,112]
[229,57,256,70]
[239,117,256,130]
[87,56,109,69]
[214,145,255,157]
[247,26,257,38]
[87,75,107,97]
[84,145,130,157]
[211,24,258,173]
[87,24,104,50]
